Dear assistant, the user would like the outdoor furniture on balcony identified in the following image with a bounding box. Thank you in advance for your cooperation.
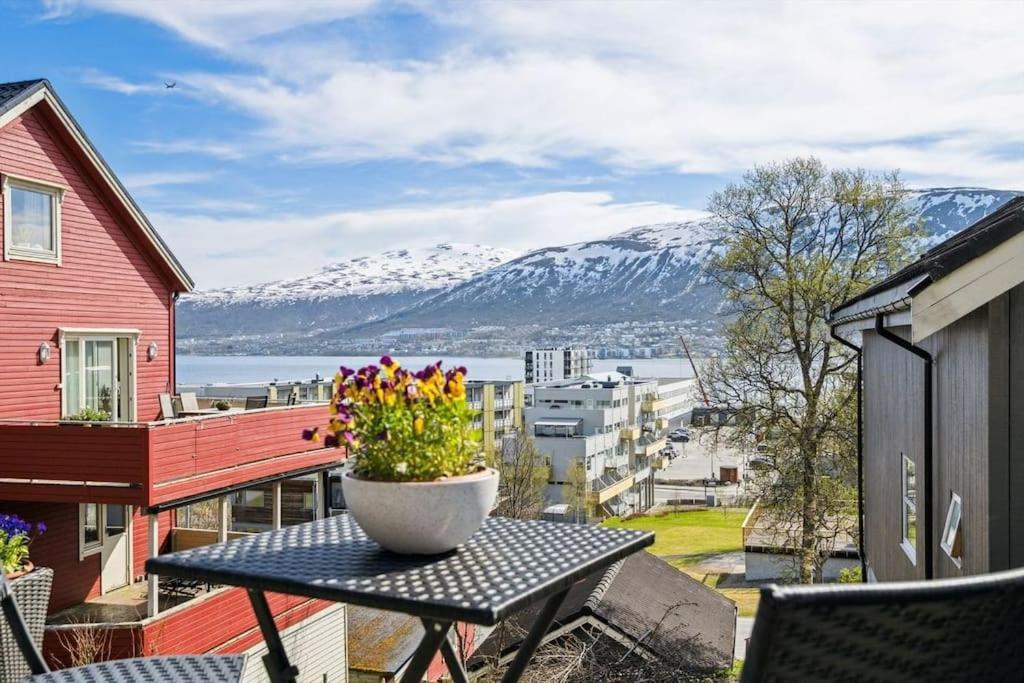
[147,514,653,683]
[177,392,221,417]
[245,396,270,410]
[1,572,246,683]
[741,566,1024,682]
[159,393,178,419]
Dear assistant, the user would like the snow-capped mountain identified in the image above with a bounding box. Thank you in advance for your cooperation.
[177,243,517,338]
[341,187,1020,335]
[177,188,1019,350]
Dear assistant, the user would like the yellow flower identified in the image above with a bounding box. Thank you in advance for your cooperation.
[413,416,424,434]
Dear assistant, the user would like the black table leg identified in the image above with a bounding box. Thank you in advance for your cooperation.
[247,589,299,683]
[500,587,571,683]
[400,619,452,683]
[439,625,471,683]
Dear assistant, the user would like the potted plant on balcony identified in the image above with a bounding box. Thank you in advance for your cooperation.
[63,407,112,425]
[304,357,497,554]
[0,514,46,578]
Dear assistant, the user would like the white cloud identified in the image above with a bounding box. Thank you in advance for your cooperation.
[152,191,706,288]
[62,0,1024,187]
[42,0,377,51]
[76,69,163,95]
[131,139,247,161]
[121,171,212,190]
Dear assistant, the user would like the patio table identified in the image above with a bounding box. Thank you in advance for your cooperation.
[146,514,653,683]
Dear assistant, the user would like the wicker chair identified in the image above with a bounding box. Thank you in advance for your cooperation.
[741,566,1024,682]
[0,572,246,682]
[0,568,52,683]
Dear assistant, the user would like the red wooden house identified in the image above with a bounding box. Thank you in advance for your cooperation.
[0,79,347,677]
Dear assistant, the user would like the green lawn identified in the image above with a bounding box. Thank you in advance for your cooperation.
[604,508,759,616]
[603,508,747,559]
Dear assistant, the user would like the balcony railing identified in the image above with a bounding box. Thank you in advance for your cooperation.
[0,403,344,507]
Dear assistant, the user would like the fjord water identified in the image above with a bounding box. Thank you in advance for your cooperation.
[177,355,695,385]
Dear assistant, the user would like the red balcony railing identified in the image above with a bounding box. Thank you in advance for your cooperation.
[0,404,342,507]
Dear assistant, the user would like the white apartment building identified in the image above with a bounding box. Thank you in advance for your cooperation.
[645,378,697,428]
[523,346,594,384]
[525,373,666,519]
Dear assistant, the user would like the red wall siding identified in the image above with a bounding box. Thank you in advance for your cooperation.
[0,108,175,422]
[2,501,101,612]
[131,506,174,580]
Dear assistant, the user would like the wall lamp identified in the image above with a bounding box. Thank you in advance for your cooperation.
[147,341,159,361]
[38,342,51,365]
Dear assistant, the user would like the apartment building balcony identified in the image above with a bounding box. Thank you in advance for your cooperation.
[619,426,641,441]
[587,469,635,504]
[0,403,343,508]
[634,435,667,457]
[641,396,673,413]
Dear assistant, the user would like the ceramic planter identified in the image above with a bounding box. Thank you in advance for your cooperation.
[342,467,499,554]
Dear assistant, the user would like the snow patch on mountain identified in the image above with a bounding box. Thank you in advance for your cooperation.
[185,243,518,306]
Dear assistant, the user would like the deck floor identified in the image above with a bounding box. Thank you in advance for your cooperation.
[47,581,215,625]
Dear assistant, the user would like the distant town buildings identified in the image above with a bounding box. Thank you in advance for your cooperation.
[524,346,594,384]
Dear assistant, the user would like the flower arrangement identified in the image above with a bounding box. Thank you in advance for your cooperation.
[304,356,480,482]
[0,514,46,574]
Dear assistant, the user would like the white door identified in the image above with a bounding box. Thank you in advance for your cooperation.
[100,505,130,593]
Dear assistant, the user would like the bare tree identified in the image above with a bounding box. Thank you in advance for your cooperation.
[53,621,112,668]
[495,430,551,520]
[704,157,919,582]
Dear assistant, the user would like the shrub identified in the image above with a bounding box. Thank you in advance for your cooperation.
[304,357,480,482]
[0,514,46,573]
[213,400,231,410]
[67,407,111,422]
[838,566,862,583]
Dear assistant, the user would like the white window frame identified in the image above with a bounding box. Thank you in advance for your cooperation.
[2,173,64,265]
[79,503,103,558]
[941,492,963,566]
[59,329,140,422]
[901,454,917,564]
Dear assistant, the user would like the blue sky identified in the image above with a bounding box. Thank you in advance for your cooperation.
[2,1,1023,288]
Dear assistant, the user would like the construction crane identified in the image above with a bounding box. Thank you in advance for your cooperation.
[679,335,710,407]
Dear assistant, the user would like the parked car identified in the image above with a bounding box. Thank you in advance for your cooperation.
[669,429,690,443]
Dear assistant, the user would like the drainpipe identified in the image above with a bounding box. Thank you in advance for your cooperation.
[829,324,867,582]
[874,313,934,580]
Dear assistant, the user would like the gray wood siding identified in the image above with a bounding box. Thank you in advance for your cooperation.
[862,325,924,581]
[862,306,996,581]
[1009,285,1024,566]
[923,306,991,578]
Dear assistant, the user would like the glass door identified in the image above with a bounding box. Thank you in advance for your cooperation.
[64,336,130,421]
[84,339,117,418]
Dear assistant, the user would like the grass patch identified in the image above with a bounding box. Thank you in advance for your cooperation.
[604,508,747,558]
[605,509,760,616]
[719,587,760,617]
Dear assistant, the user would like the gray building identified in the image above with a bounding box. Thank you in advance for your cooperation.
[524,346,593,384]
[829,197,1024,582]
[525,373,666,518]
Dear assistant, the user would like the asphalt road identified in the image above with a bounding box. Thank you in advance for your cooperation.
[654,435,747,505]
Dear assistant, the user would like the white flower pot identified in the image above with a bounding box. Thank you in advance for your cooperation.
[342,468,499,554]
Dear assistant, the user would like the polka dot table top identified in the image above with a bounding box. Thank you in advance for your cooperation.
[147,515,653,625]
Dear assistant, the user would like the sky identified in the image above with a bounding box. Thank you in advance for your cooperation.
[2,0,1024,289]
